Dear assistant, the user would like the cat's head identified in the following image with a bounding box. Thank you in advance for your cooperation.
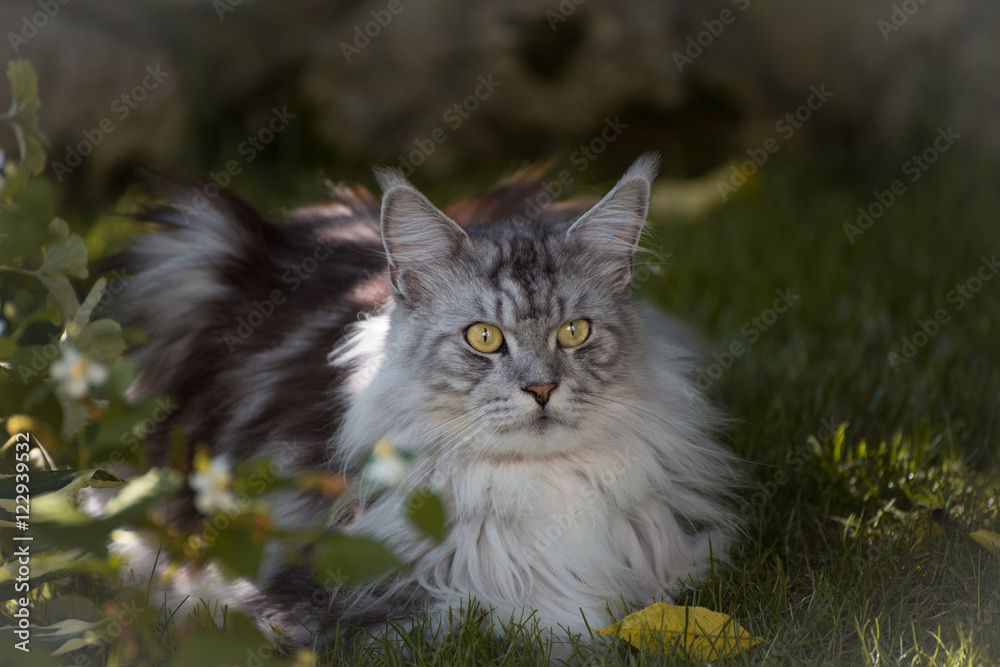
[375,155,659,459]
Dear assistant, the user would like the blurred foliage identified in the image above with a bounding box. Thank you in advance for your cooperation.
[0,60,448,666]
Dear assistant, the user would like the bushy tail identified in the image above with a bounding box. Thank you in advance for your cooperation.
[107,176,387,467]
[111,176,282,397]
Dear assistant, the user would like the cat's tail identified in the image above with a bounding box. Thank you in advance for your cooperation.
[105,173,386,402]
[105,175,281,399]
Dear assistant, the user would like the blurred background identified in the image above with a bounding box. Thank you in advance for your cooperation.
[2,0,998,457]
[2,4,999,661]
[2,0,997,206]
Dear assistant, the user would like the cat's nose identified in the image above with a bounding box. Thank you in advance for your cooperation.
[523,383,558,406]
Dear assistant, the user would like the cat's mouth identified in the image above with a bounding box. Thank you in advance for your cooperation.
[497,412,564,433]
[481,412,584,459]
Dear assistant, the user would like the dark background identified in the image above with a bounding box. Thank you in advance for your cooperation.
[2,0,996,209]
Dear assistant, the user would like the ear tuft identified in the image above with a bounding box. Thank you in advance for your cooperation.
[373,166,412,195]
[621,152,660,187]
[377,170,469,302]
[567,153,659,287]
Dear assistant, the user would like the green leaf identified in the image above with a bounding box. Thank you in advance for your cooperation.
[31,218,90,323]
[406,490,448,544]
[74,318,125,365]
[30,492,94,527]
[311,534,405,585]
[0,618,111,655]
[91,393,163,460]
[103,467,183,521]
[171,614,279,667]
[0,372,63,436]
[0,469,124,499]
[72,277,107,331]
[4,59,47,177]
[0,550,103,602]
[7,60,40,115]
[37,271,79,325]
[210,515,264,580]
[832,422,847,462]
[29,469,182,555]
[0,336,18,359]
[39,218,88,279]
[0,204,48,263]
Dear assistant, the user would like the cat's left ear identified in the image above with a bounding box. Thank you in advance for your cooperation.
[376,168,470,303]
[567,153,659,288]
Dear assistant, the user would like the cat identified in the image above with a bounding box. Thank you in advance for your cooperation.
[110,154,743,652]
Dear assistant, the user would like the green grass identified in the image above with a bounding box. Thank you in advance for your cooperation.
[24,150,1000,666]
[631,151,1000,666]
[347,151,1000,665]
[257,151,998,665]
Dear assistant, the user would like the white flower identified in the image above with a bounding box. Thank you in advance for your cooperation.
[49,346,109,399]
[188,454,240,515]
[362,437,408,488]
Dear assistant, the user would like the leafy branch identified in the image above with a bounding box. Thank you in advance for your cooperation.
[0,59,450,663]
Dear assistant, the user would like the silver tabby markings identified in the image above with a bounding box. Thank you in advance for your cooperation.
[113,154,742,648]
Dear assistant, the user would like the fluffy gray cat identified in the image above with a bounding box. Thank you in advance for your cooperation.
[111,154,741,652]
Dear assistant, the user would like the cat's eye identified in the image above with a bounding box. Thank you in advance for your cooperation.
[466,323,504,353]
[557,319,590,348]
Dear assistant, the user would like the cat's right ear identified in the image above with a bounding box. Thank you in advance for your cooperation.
[376,168,470,303]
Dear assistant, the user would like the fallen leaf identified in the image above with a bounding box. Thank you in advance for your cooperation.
[596,603,762,660]
[970,529,1000,555]
[913,519,945,547]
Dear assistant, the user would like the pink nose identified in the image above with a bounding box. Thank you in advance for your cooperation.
[523,383,557,406]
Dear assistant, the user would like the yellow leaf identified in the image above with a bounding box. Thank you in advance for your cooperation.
[913,520,944,547]
[970,529,1000,555]
[596,603,762,660]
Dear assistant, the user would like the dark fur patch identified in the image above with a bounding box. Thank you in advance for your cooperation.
[111,164,597,637]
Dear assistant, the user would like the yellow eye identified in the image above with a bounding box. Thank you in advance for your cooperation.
[557,319,590,348]
[466,323,504,353]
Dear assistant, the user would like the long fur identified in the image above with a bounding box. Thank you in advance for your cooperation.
[108,157,742,648]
